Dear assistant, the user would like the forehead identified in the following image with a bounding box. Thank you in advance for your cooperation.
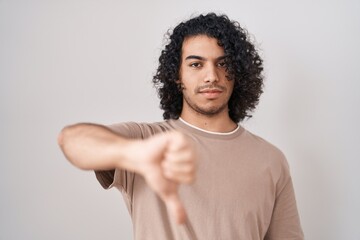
[181,35,224,59]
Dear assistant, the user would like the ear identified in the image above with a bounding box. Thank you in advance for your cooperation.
[175,79,184,90]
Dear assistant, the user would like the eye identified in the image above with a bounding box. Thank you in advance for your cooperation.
[217,61,227,68]
[189,62,202,68]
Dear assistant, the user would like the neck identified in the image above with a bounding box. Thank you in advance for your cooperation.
[179,110,237,133]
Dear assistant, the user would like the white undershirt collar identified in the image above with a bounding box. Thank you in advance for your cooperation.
[179,117,239,135]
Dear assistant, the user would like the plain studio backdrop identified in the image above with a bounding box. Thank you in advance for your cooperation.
[1,0,359,239]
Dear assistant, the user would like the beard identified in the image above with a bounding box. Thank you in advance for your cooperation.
[182,92,229,117]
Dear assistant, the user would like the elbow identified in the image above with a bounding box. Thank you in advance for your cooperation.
[57,124,81,166]
[57,125,74,149]
[57,123,95,170]
[57,128,65,148]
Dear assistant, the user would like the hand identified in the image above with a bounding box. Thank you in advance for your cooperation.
[135,131,197,224]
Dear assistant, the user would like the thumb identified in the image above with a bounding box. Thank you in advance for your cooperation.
[163,193,187,225]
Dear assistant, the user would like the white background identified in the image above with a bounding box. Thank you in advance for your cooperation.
[1,0,359,239]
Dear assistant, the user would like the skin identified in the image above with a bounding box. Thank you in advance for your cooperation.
[58,124,195,224]
[58,34,236,226]
[179,35,237,132]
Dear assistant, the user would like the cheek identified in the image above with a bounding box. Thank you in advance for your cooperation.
[180,74,199,90]
[181,82,196,93]
[227,80,235,91]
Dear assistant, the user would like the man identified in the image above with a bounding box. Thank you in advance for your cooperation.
[58,13,304,240]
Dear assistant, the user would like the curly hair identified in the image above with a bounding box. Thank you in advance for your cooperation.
[152,13,264,123]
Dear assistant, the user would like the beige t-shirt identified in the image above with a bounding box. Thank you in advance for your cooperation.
[95,119,304,240]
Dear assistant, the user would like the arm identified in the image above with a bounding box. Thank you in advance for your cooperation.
[58,123,141,171]
[57,123,196,224]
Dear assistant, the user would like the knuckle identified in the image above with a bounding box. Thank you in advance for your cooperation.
[164,170,173,179]
[184,165,194,174]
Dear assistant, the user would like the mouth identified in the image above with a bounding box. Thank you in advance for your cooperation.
[198,88,224,99]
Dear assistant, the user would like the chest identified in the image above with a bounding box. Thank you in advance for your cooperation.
[180,144,277,219]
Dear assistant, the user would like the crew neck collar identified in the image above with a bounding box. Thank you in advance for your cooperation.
[168,118,244,140]
[178,117,239,135]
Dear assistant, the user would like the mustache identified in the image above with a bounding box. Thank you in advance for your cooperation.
[195,84,226,93]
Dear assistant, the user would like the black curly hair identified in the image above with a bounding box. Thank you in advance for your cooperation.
[152,13,264,123]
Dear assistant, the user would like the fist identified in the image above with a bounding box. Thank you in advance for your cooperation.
[137,131,197,224]
[161,131,197,184]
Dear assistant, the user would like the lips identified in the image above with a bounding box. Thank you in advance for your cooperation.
[199,88,223,99]
[200,89,222,93]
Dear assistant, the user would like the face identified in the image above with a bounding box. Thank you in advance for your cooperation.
[179,35,234,118]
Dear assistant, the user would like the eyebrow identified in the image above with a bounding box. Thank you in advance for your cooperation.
[184,55,227,61]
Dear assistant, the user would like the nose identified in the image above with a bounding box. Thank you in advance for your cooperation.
[204,65,219,83]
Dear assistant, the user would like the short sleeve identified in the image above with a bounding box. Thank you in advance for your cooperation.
[94,122,143,194]
[264,175,304,240]
[94,121,171,196]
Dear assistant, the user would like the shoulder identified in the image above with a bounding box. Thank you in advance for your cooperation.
[242,128,290,170]
[240,129,294,188]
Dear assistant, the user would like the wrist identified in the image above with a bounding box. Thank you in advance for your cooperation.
[114,139,145,174]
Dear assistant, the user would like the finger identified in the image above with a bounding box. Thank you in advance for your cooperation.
[165,150,195,164]
[163,193,187,225]
[162,164,195,183]
[166,132,189,151]
[162,156,196,177]
[162,157,195,171]
[164,170,195,184]
[162,152,196,184]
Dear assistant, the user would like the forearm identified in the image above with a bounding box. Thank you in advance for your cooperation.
[58,123,141,172]
[58,123,197,225]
